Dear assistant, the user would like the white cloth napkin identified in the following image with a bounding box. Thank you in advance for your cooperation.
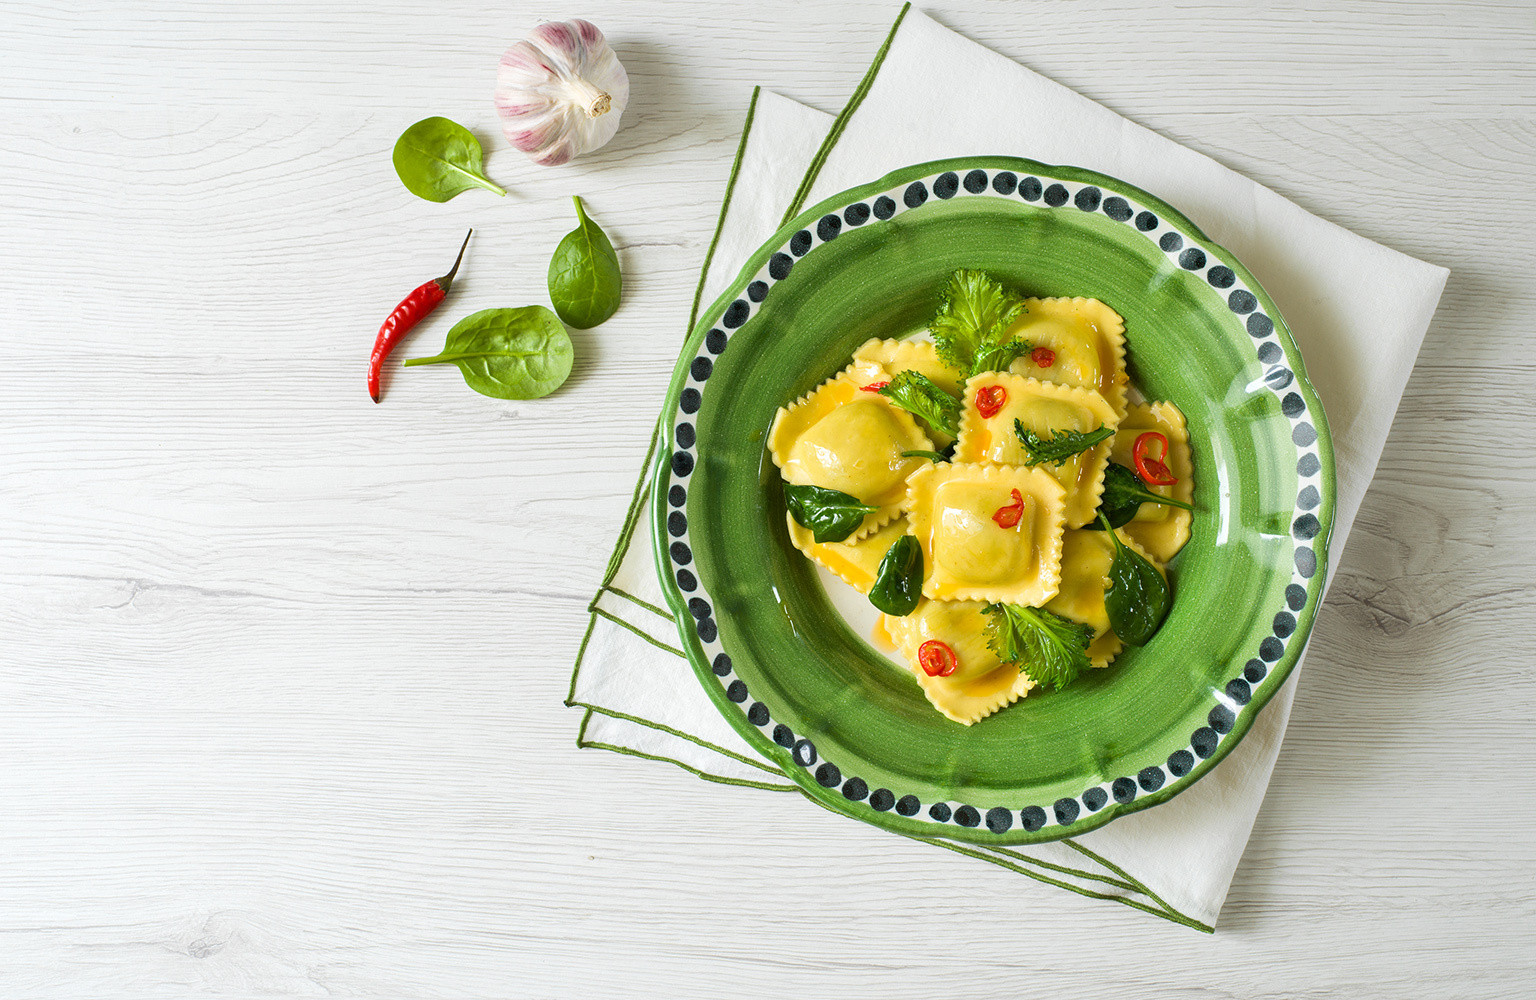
[570,6,1448,929]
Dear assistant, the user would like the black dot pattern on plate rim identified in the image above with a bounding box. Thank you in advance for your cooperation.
[662,168,1327,837]
[721,300,750,329]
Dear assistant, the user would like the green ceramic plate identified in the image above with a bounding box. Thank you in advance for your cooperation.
[651,157,1335,845]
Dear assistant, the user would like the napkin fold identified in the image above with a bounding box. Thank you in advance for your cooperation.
[569,5,1447,930]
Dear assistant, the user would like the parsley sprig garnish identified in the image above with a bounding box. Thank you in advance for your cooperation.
[928,269,1032,376]
[983,603,1094,691]
[1013,420,1115,467]
[878,369,962,439]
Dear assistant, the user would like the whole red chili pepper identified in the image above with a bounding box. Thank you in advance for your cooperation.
[368,229,472,403]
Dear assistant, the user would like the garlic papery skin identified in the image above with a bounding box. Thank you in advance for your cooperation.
[495,19,630,167]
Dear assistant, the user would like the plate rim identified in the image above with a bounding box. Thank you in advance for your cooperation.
[649,154,1337,845]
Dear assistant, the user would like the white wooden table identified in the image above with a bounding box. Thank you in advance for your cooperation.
[3,2,1533,995]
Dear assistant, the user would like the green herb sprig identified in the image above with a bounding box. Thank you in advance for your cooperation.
[878,369,962,439]
[1013,420,1114,467]
[983,603,1094,691]
[928,269,1032,376]
[783,484,878,543]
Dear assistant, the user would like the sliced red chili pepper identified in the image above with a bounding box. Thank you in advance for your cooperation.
[975,384,1007,419]
[368,230,472,403]
[860,381,890,392]
[1133,431,1178,486]
[1030,346,1056,368]
[918,640,959,677]
[992,488,1025,529]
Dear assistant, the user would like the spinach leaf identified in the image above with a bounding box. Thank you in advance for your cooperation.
[983,603,1094,691]
[901,449,946,464]
[548,195,623,329]
[392,117,507,202]
[403,306,572,399]
[1013,420,1114,467]
[869,534,923,617]
[878,369,962,438]
[1097,513,1170,646]
[1089,463,1197,530]
[928,269,1031,376]
[783,484,877,543]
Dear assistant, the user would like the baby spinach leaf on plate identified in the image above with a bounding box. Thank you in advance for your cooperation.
[878,369,962,438]
[869,534,923,616]
[1013,421,1114,467]
[392,117,507,202]
[403,306,572,399]
[983,603,1093,691]
[783,484,877,543]
[1089,462,1196,529]
[1098,513,1170,646]
[548,195,622,329]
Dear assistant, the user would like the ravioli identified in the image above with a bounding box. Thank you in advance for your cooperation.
[953,373,1120,528]
[768,364,933,541]
[787,516,913,595]
[904,462,1066,605]
[1007,297,1129,418]
[852,337,965,443]
[886,599,1036,725]
[1109,401,1193,563]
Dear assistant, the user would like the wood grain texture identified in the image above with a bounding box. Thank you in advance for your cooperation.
[2,1,1534,996]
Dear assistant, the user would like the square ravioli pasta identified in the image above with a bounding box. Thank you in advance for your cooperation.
[1110,401,1193,563]
[883,600,1036,725]
[768,362,934,542]
[851,337,963,445]
[905,462,1066,605]
[954,373,1120,527]
[1007,297,1129,419]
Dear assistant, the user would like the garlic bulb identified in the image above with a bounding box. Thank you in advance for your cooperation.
[495,19,629,167]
